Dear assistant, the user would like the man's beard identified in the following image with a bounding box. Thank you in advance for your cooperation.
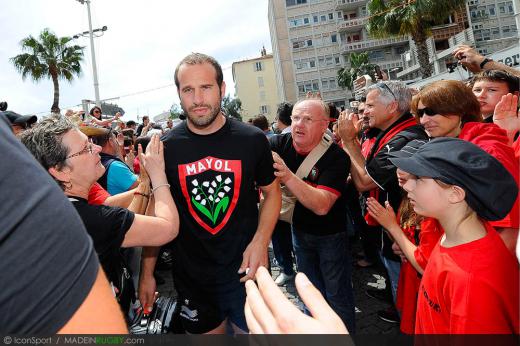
[182,102,221,129]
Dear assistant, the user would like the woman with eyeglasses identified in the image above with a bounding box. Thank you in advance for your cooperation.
[21,116,179,319]
[409,79,519,251]
[89,106,121,127]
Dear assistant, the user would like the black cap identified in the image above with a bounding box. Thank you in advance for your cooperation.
[390,139,429,158]
[389,137,518,221]
[1,111,37,127]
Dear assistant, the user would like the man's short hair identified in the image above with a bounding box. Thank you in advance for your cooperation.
[293,99,330,119]
[469,70,520,93]
[251,115,270,131]
[126,120,136,127]
[142,116,149,121]
[276,102,293,126]
[366,81,412,115]
[174,52,224,90]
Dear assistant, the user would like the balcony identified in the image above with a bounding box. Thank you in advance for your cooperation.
[335,0,368,11]
[341,36,408,53]
[337,17,367,32]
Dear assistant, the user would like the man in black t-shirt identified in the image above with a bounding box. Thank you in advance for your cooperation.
[139,53,281,334]
[338,81,427,323]
[269,98,355,332]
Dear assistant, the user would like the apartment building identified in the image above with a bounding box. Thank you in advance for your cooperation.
[232,49,280,122]
[269,0,519,104]
[468,0,519,55]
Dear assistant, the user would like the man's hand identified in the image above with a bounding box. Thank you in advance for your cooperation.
[138,274,157,314]
[453,44,485,73]
[337,111,359,142]
[238,238,269,283]
[272,151,295,185]
[245,266,349,334]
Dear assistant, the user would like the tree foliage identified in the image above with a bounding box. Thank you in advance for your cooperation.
[169,103,183,119]
[222,95,243,121]
[337,52,377,90]
[100,102,125,116]
[367,0,466,78]
[10,28,84,113]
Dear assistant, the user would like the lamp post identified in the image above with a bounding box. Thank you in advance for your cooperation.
[75,0,101,107]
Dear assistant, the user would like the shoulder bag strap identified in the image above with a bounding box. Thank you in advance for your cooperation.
[295,133,333,179]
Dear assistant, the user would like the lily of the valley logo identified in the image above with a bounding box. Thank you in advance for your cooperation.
[179,156,242,235]
[190,175,232,225]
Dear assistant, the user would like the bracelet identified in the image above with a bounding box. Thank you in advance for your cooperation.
[134,191,150,198]
[480,58,492,69]
[152,183,171,194]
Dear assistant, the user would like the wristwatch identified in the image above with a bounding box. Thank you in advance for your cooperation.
[480,58,493,69]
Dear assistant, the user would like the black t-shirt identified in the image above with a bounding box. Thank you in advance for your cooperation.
[0,117,98,334]
[365,113,428,259]
[162,118,275,299]
[270,133,350,236]
[68,198,134,287]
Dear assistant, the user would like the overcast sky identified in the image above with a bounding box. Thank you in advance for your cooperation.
[0,0,272,121]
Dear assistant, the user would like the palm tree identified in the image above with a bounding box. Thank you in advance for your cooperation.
[367,0,466,78]
[337,52,377,90]
[11,28,84,113]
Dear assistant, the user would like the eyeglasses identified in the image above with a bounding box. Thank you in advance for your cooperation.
[376,82,397,100]
[416,107,439,118]
[66,139,95,159]
[290,115,328,125]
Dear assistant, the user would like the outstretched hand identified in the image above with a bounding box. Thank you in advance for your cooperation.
[245,266,348,334]
[337,111,359,142]
[366,197,398,231]
[139,134,165,183]
[493,93,520,140]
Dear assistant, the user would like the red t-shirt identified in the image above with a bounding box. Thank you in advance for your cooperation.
[87,182,111,205]
[397,218,444,334]
[458,122,519,229]
[415,221,519,334]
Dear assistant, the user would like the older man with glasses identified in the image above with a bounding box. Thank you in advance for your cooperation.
[269,98,356,332]
[337,81,428,324]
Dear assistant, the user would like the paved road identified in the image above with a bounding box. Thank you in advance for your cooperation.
[156,241,400,335]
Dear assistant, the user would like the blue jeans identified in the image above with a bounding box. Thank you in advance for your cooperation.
[272,220,295,276]
[380,253,401,304]
[292,230,356,333]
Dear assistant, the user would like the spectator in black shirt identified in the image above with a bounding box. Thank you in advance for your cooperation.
[21,116,179,316]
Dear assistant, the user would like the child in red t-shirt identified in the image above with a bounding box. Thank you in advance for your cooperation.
[389,137,519,334]
[367,142,444,334]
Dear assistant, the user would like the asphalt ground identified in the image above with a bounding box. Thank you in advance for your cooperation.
[156,238,400,335]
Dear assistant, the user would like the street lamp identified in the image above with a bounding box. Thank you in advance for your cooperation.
[75,0,102,107]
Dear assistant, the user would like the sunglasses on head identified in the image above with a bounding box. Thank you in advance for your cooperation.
[416,107,438,118]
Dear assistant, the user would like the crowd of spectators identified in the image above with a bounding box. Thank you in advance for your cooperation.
[0,46,519,336]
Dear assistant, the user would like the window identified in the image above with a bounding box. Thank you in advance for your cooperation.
[286,0,306,6]
[487,4,496,16]
[254,62,263,71]
[322,79,329,89]
[304,17,310,24]
[321,15,326,21]
[259,91,266,101]
[335,56,340,64]
[307,39,313,47]
[313,15,318,23]
[331,34,337,43]
[491,27,500,39]
[482,28,491,40]
[328,13,334,20]
[260,105,268,114]
[508,1,514,14]
[329,78,337,89]
[309,60,316,68]
[257,76,264,87]
[499,2,506,14]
